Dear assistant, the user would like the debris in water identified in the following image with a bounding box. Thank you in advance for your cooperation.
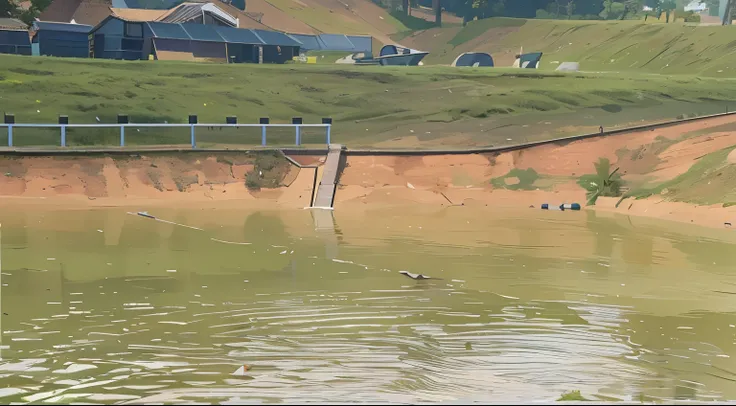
[407,182,415,190]
[210,238,251,245]
[399,271,431,280]
[232,365,250,376]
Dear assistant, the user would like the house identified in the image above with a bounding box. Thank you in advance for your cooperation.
[0,18,31,56]
[31,21,93,57]
[89,15,300,63]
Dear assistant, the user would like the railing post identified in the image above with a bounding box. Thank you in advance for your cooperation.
[59,115,68,147]
[189,115,197,149]
[292,117,302,146]
[260,117,269,146]
[117,114,128,147]
[322,117,332,145]
[4,114,15,147]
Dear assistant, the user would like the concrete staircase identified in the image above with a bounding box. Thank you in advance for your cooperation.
[312,144,344,208]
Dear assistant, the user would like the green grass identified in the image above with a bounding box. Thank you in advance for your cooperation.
[557,390,588,401]
[1,55,736,149]
[491,168,540,190]
[304,51,356,63]
[407,17,736,76]
[449,17,526,47]
[619,146,736,206]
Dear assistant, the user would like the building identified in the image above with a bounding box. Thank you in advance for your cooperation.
[89,16,300,63]
[31,21,93,57]
[289,33,372,53]
[38,0,271,30]
[0,19,31,56]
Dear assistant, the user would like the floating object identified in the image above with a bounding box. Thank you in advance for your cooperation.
[400,271,431,280]
[232,365,249,376]
[541,203,581,211]
[130,212,204,231]
[210,238,252,245]
[452,52,494,67]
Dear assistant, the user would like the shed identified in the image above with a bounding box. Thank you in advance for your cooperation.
[32,21,93,58]
[0,19,31,56]
[89,16,299,63]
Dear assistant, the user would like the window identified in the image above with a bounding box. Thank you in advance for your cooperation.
[124,22,143,38]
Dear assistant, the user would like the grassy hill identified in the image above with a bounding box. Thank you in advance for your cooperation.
[397,17,736,76]
[1,55,736,149]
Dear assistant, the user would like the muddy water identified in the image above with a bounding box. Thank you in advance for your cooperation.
[1,207,735,403]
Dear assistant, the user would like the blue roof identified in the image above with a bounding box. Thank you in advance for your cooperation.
[289,33,320,50]
[215,26,264,45]
[147,21,191,40]
[252,29,301,47]
[34,21,92,33]
[180,23,224,42]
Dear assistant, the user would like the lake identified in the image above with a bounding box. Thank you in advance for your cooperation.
[1,206,735,403]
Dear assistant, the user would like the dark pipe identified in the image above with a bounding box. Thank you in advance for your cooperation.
[309,167,318,207]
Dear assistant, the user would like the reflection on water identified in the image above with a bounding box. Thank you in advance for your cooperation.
[1,207,735,403]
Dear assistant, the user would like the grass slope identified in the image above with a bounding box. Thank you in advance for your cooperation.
[1,55,736,148]
[399,17,736,76]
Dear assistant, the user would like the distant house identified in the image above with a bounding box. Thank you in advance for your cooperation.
[89,15,300,63]
[38,0,270,29]
[0,18,32,56]
[31,21,93,57]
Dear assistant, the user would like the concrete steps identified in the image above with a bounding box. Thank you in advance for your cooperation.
[312,144,344,208]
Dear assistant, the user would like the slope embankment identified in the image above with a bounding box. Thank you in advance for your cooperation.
[335,113,736,229]
[399,17,736,76]
[2,114,735,229]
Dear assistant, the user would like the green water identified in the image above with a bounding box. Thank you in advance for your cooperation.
[0,207,735,403]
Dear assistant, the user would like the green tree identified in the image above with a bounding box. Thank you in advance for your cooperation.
[566,0,575,18]
[661,0,676,21]
[1,0,15,17]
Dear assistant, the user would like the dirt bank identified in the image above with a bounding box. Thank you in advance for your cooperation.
[335,115,736,229]
[0,152,316,209]
[1,114,735,230]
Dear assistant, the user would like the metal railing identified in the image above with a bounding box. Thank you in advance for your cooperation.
[0,123,333,148]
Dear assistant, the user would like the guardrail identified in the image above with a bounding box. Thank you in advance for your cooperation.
[0,122,333,148]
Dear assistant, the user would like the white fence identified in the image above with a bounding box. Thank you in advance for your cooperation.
[0,123,332,148]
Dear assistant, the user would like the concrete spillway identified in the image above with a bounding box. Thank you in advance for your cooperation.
[312,144,344,208]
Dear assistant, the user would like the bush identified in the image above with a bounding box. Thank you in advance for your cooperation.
[245,171,261,190]
[577,158,624,205]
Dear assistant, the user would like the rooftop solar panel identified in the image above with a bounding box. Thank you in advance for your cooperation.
[214,26,263,45]
[180,23,224,42]
[34,21,92,33]
[288,34,320,50]
[147,22,191,40]
[252,29,300,47]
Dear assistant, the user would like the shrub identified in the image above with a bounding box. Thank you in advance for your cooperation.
[577,158,623,205]
[245,171,261,190]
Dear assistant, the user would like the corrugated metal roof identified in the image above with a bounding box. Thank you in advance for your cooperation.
[180,22,225,42]
[252,29,300,47]
[215,25,263,44]
[159,3,203,23]
[110,8,168,22]
[147,21,192,40]
[34,21,93,33]
[0,18,28,30]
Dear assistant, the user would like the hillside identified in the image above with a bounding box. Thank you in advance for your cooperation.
[398,18,736,76]
[2,55,736,149]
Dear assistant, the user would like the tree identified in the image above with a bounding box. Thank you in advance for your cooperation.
[620,0,643,19]
[1,0,15,17]
[573,0,604,16]
[661,0,676,21]
[566,0,575,18]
